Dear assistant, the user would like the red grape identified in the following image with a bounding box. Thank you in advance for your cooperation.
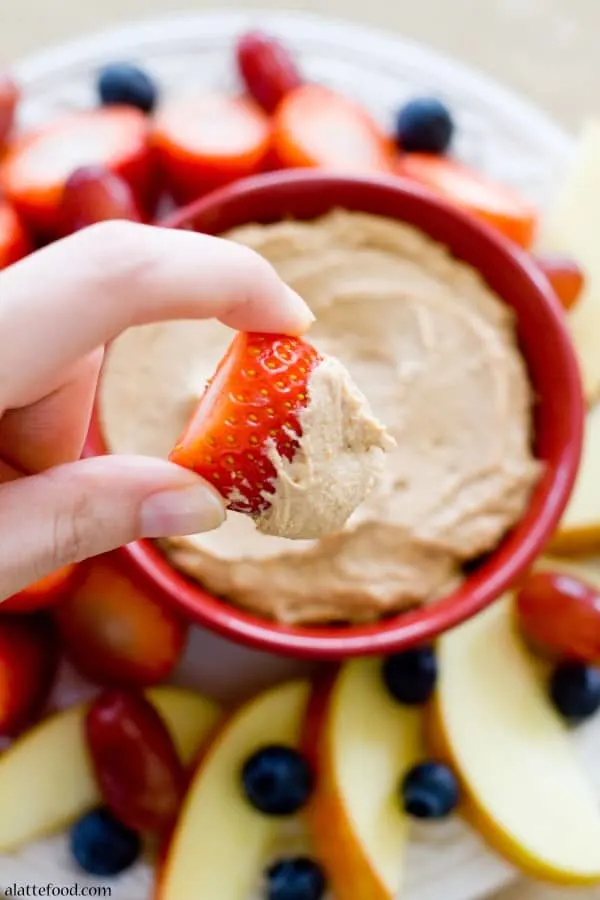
[86,690,185,834]
[236,31,303,113]
[517,569,600,663]
[61,165,142,233]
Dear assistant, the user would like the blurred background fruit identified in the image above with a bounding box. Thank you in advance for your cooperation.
[236,31,303,113]
[86,689,185,833]
[97,61,158,114]
[0,107,155,237]
[152,93,272,203]
[0,198,31,269]
[0,685,221,853]
[0,614,58,736]
[61,165,142,232]
[53,555,187,687]
[0,71,19,147]
[2,564,79,613]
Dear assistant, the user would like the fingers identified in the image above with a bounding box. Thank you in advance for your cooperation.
[0,221,314,410]
[0,455,226,599]
[0,349,104,472]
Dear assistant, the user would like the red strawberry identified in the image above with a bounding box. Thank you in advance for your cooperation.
[0,107,154,238]
[2,564,79,613]
[271,84,395,174]
[0,71,19,147]
[236,31,303,113]
[395,153,538,249]
[61,165,142,233]
[0,199,31,269]
[0,615,58,736]
[54,555,187,687]
[152,93,272,204]
[536,254,585,312]
[169,332,322,516]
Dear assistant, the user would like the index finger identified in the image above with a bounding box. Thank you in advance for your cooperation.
[0,221,314,410]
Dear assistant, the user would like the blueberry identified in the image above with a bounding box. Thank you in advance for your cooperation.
[401,761,459,820]
[242,745,313,816]
[98,63,158,113]
[382,646,437,705]
[550,662,600,723]
[70,808,141,877]
[395,97,454,154]
[265,857,327,900]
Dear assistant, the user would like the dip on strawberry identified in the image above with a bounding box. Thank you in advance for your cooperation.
[169,331,393,540]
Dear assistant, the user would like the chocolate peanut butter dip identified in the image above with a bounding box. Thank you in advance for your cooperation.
[99,210,541,624]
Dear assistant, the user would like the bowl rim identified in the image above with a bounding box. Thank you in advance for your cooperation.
[87,169,585,660]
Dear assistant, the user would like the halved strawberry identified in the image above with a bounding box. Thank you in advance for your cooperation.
[61,165,142,233]
[54,555,187,687]
[169,332,322,515]
[0,71,19,147]
[2,564,79,613]
[0,107,154,238]
[0,615,58,736]
[152,93,272,204]
[536,253,585,312]
[395,153,538,248]
[236,31,303,113]
[0,199,31,269]
[271,84,395,174]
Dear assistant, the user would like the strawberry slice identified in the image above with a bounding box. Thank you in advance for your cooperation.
[152,93,272,204]
[0,199,31,269]
[61,165,142,233]
[0,71,19,147]
[2,564,79,613]
[536,254,585,312]
[395,153,538,248]
[271,84,395,174]
[54,556,187,687]
[169,332,322,515]
[0,615,58,736]
[236,31,303,113]
[0,107,154,238]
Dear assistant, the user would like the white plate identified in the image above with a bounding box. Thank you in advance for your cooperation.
[1,10,577,900]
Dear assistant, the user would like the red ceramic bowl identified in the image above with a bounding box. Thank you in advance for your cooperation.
[86,170,584,659]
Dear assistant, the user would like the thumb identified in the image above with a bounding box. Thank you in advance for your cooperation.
[0,455,226,599]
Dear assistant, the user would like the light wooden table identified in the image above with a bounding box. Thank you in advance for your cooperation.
[0,1,598,898]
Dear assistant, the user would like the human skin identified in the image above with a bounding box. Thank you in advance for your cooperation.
[0,220,313,600]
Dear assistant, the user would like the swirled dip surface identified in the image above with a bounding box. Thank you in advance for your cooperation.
[99,210,541,624]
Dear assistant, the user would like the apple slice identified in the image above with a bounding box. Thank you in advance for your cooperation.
[429,595,600,885]
[0,686,221,852]
[305,659,421,899]
[549,403,600,556]
[539,119,600,403]
[158,680,311,900]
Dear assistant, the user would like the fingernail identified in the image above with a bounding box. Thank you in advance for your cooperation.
[140,485,226,538]
[285,286,316,333]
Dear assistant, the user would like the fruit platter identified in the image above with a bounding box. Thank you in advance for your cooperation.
[2,9,600,900]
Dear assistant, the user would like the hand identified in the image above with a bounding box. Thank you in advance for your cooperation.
[0,221,314,599]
